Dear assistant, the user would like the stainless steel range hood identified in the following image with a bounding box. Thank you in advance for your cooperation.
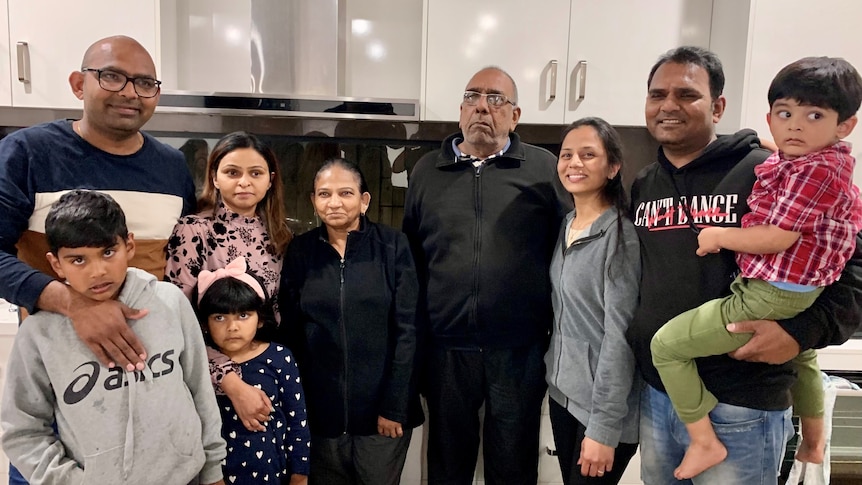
[157,90,419,121]
[159,0,419,120]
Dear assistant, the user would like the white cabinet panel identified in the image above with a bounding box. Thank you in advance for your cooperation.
[744,0,862,188]
[712,0,862,187]
[423,0,571,124]
[423,0,712,126]
[162,0,252,93]
[345,0,423,100]
[564,0,712,126]
[8,0,159,108]
[0,0,11,107]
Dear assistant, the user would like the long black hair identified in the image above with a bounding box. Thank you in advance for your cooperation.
[561,117,634,281]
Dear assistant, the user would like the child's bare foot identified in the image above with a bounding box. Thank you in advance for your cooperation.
[674,439,728,479]
[676,416,729,479]
[796,416,825,464]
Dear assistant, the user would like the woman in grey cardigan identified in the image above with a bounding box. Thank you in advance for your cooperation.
[544,117,641,485]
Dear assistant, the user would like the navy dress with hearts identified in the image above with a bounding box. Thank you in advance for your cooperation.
[216,343,310,484]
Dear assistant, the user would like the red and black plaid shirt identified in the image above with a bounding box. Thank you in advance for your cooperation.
[739,142,862,286]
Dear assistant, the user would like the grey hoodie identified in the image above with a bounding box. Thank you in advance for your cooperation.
[1,268,226,485]
[544,207,641,447]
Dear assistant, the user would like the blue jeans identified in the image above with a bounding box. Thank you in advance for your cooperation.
[9,464,27,485]
[639,384,793,485]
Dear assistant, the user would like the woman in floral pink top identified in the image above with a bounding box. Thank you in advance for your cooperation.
[166,131,292,433]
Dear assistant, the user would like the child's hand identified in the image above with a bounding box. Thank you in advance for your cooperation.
[289,474,308,485]
[377,416,404,438]
[696,227,724,256]
[203,480,225,485]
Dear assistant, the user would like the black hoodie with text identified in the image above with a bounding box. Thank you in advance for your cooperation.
[629,128,862,410]
[625,129,801,410]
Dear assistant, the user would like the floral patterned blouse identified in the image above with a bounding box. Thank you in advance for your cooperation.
[165,202,283,323]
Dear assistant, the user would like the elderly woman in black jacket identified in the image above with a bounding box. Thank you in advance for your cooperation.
[278,157,422,485]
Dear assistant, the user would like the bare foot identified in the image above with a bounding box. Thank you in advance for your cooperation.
[674,440,728,480]
[795,438,825,464]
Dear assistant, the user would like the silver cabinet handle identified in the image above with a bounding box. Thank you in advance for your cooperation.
[549,60,558,101]
[575,60,587,101]
[17,42,30,84]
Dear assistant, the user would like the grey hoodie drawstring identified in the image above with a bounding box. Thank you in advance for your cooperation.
[122,366,151,479]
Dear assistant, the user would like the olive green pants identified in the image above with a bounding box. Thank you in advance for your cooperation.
[652,276,823,423]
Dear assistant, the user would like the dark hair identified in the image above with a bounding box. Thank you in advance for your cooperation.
[194,274,277,346]
[768,57,862,122]
[562,117,627,212]
[313,157,370,194]
[198,131,292,254]
[647,46,725,100]
[561,117,633,281]
[46,190,128,254]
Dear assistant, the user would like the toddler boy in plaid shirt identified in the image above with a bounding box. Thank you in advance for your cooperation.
[651,56,862,479]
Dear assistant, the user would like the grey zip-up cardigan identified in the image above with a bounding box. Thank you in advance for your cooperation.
[544,206,641,447]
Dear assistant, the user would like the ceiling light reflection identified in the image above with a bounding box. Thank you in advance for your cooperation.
[367,42,386,61]
[352,19,372,37]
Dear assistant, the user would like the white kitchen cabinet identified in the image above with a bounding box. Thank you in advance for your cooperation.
[343,0,423,100]
[422,0,712,125]
[7,0,159,108]
[422,0,571,124]
[563,0,712,126]
[712,0,862,187]
[0,0,11,107]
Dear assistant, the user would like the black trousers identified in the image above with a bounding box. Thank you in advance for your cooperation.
[309,430,413,485]
[548,398,638,485]
[424,342,547,485]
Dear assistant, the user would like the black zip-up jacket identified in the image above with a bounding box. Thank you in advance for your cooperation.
[403,132,571,349]
[278,218,423,437]
[627,129,862,411]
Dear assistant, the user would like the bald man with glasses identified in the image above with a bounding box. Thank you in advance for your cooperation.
[0,35,196,484]
[404,66,571,485]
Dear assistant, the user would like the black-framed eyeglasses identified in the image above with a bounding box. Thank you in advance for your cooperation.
[463,91,516,108]
[81,68,162,98]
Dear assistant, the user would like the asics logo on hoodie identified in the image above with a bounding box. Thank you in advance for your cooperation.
[63,350,176,405]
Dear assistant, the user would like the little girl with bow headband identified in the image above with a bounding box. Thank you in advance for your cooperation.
[194,257,310,485]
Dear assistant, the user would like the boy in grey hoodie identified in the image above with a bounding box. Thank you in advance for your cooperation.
[1,190,226,485]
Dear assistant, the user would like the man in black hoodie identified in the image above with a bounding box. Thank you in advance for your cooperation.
[627,46,862,484]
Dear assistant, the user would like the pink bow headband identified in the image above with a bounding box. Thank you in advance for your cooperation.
[196,257,266,304]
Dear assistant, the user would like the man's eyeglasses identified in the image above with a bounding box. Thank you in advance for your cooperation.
[462,91,516,108]
[81,68,162,98]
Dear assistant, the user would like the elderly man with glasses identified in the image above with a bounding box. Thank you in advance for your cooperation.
[403,66,571,485]
[0,35,196,485]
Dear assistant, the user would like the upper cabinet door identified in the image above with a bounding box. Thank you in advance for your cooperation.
[8,0,159,108]
[713,0,862,187]
[741,0,862,169]
[423,0,571,124]
[563,0,713,126]
[0,0,11,107]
